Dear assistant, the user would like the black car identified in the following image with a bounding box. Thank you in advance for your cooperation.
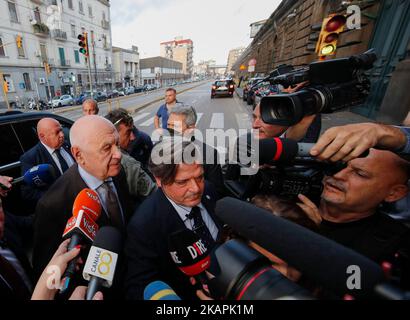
[243,77,265,103]
[107,90,119,99]
[211,79,235,98]
[0,111,73,215]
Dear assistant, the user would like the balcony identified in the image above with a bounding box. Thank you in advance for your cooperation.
[60,59,71,67]
[41,58,55,66]
[51,29,67,41]
[101,19,110,29]
[105,64,112,71]
[103,42,110,50]
[32,23,49,37]
[31,0,43,4]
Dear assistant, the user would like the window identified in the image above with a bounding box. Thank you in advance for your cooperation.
[71,23,76,38]
[79,1,84,14]
[40,43,47,61]
[88,5,93,17]
[8,1,18,22]
[68,0,73,10]
[23,73,32,91]
[16,36,25,58]
[0,124,23,166]
[74,49,80,63]
[0,37,5,57]
[34,7,41,23]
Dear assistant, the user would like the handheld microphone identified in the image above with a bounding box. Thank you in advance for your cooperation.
[83,226,122,300]
[5,164,57,187]
[215,197,386,299]
[168,228,211,283]
[143,281,181,300]
[61,189,102,291]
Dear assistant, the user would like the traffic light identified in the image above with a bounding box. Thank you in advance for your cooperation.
[16,35,22,48]
[78,32,89,57]
[44,62,51,74]
[316,14,347,57]
[3,76,10,93]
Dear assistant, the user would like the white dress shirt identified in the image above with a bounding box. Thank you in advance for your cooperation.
[41,142,74,174]
[166,196,219,241]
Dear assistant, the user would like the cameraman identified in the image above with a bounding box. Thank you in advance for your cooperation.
[297,147,410,265]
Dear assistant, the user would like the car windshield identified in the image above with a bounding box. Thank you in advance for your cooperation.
[216,81,228,86]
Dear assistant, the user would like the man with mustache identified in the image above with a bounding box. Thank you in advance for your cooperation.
[20,118,75,206]
[125,140,223,300]
[32,116,135,281]
[298,148,410,263]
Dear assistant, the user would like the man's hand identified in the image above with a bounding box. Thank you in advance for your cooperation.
[297,194,322,225]
[0,176,13,197]
[310,123,408,162]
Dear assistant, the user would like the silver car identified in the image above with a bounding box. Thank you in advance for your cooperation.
[51,95,74,107]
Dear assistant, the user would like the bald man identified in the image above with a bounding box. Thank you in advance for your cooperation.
[20,118,75,206]
[82,99,99,116]
[298,149,410,263]
[32,116,134,283]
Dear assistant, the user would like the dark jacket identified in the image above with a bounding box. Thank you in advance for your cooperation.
[20,142,73,206]
[32,164,135,280]
[124,184,223,300]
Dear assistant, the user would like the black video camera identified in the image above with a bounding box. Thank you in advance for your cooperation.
[259,49,377,126]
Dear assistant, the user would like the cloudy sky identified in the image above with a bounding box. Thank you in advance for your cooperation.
[110,0,281,65]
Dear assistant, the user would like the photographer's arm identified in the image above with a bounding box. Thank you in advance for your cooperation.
[310,123,408,162]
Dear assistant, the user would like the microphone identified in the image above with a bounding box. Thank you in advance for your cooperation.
[143,281,181,300]
[61,189,102,292]
[168,228,211,283]
[4,164,57,187]
[257,138,312,164]
[215,197,386,298]
[83,226,123,300]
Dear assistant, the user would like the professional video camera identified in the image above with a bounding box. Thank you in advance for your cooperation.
[224,137,350,204]
[210,197,410,300]
[259,49,377,126]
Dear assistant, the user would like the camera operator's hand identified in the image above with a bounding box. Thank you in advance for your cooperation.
[297,194,322,225]
[68,286,103,300]
[190,277,214,301]
[311,123,408,162]
[0,176,13,197]
[282,81,309,94]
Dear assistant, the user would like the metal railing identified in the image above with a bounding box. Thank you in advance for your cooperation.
[51,29,67,41]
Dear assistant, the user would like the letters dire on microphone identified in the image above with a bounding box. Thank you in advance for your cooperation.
[63,210,99,242]
[83,246,118,286]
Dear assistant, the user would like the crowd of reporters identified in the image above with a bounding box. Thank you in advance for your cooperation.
[1,85,410,301]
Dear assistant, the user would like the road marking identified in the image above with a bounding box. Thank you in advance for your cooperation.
[133,112,150,123]
[139,116,155,127]
[196,113,203,124]
[210,113,224,129]
[235,113,252,129]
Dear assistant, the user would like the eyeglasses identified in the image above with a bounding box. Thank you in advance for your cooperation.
[113,117,123,127]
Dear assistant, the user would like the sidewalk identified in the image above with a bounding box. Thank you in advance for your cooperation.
[235,87,374,132]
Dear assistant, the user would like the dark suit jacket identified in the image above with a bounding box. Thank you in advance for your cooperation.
[20,142,73,205]
[0,211,34,299]
[32,164,135,280]
[201,142,226,200]
[124,184,223,300]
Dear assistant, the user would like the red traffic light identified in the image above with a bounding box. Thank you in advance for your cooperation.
[325,15,347,32]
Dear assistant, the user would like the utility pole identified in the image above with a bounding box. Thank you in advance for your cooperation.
[91,33,98,92]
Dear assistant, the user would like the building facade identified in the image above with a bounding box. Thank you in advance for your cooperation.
[226,47,245,74]
[140,56,183,87]
[232,0,410,123]
[0,0,113,109]
[160,36,193,78]
[112,45,140,88]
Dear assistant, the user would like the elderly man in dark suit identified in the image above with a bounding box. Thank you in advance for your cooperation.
[20,118,75,206]
[32,116,134,282]
[125,140,223,300]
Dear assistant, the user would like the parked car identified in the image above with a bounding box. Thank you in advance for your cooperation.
[51,95,74,107]
[74,93,92,105]
[0,111,73,215]
[107,90,119,99]
[125,87,135,95]
[117,89,125,96]
[243,77,265,102]
[134,86,145,93]
[211,79,235,98]
[93,91,107,102]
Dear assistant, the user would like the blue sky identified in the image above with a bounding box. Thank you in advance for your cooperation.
[110,0,281,64]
